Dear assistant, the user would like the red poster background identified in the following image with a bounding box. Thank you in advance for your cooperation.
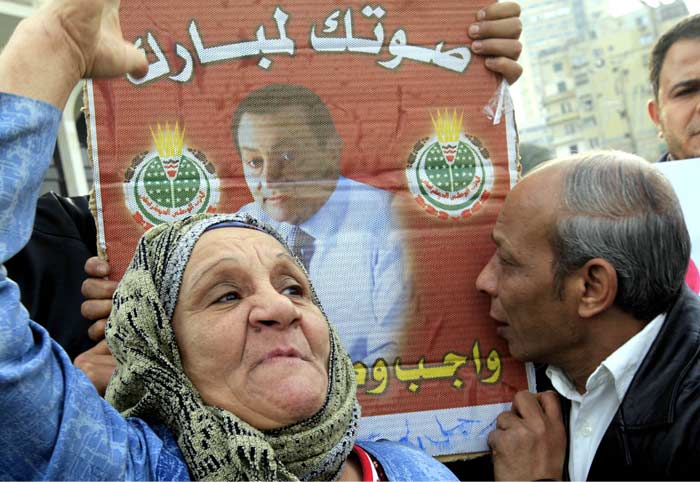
[88,0,529,443]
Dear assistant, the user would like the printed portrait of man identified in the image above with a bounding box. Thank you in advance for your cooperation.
[232,84,409,363]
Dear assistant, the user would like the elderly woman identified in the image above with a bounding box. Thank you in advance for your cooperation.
[0,1,462,479]
[2,206,460,480]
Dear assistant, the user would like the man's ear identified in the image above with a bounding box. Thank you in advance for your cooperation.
[325,131,343,159]
[648,98,662,132]
[576,258,617,318]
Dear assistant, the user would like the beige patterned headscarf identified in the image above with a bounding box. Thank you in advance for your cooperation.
[105,213,360,481]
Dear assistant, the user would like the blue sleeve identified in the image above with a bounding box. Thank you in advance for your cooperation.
[0,92,188,481]
[358,440,459,481]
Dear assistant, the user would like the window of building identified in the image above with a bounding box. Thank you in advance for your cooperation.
[583,117,597,128]
[557,81,567,93]
[569,144,579,154]
[553,62,563,72]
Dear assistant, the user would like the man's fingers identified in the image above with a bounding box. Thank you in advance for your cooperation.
[471,38,522,61]
[87,319,107,342]
[476,2,521,21]
[81,277,118,299]
[495,411,519,430]
[84,256,111,278]
[537,391,563,423]
[81,299,113,321]
[484,57,523,85]
[469,17,522,41]
[73,340,116,395]
[512,390,545,420]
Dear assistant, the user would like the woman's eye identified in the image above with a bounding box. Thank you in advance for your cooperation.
[281,285,303,297]
[216,291,240,303]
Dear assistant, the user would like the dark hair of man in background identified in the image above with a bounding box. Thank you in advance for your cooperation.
[649,14,700,99]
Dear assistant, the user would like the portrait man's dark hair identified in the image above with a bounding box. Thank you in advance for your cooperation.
[231,84,337,154]
[649,14,700,99]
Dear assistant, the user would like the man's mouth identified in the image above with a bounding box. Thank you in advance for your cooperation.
[264,194,290,204]
[489,313,509,337]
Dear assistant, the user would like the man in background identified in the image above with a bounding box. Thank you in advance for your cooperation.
[647,14,700,162]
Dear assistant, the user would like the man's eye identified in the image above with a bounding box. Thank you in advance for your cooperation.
[497,253,515,267]
[246,157,264,169]
[216,292,240,303]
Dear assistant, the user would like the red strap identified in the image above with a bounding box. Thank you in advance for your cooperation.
[353,445,380,482]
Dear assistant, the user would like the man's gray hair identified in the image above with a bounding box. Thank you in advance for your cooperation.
[544,151,690,322]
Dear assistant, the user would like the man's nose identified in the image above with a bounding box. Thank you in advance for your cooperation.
[476,254,497,296]
[261,155,286,187]
[248,289,300,331]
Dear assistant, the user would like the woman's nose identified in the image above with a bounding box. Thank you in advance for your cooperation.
[248,290,300,330]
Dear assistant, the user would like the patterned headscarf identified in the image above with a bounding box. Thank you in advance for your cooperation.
[104,213,360,481]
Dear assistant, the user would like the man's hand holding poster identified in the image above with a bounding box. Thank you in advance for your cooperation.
[86,0,531,456]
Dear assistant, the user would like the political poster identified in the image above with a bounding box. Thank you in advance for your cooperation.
[86,0,531,456]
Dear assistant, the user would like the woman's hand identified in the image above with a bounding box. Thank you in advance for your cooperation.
[0,0,147,108]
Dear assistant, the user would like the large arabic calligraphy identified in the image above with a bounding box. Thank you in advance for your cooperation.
[127,5,472,85]
[355,340,502,395]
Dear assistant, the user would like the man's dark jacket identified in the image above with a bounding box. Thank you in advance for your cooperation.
[448,285,700,482]
[5,193,96,360]
[541,285,700,480]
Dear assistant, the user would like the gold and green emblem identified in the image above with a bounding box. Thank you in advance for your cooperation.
[406,110,493,220]
[124,122,220,229]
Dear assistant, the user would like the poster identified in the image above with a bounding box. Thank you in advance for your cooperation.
[655,159,700,295]
[86,0,531,456]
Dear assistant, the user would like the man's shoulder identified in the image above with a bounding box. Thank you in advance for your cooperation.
[357,440,458,481]
[338,176,392,206]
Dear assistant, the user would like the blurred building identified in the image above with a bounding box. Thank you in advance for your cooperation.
[515,0,690,161]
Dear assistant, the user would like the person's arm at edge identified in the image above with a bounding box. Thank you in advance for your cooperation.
[0,1,184,479]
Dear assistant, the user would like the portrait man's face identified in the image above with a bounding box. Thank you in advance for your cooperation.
[237,104,341,225]
[648,38,700,160]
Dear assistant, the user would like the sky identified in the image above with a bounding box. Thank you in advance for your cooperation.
[609,0,700,16]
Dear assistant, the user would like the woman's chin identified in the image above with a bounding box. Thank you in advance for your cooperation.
[241,370,328,430]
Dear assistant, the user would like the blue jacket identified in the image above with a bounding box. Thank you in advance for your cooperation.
[0,92,456,481]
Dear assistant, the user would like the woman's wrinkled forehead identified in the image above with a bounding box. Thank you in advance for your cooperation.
[156,214,291,320]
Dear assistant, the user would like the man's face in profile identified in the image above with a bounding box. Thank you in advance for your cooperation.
[237,105,341,225]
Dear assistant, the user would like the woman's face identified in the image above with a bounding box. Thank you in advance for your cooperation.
[171,228,330,430]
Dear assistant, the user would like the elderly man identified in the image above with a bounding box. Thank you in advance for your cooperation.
[647,14,700,162]
[479,151,700,480]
